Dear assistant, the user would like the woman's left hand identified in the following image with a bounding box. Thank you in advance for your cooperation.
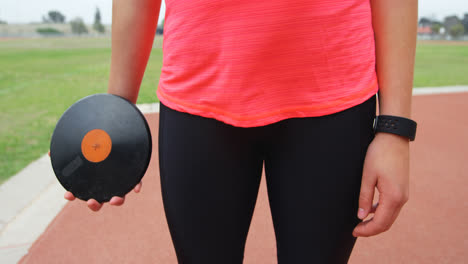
[352,132,410,237]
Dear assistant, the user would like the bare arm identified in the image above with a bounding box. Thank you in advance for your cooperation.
[372,0,418,117]
[353,0,418,237]
[64,0,162,211]
[108,0,162,104]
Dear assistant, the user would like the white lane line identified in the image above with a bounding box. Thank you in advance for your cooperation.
[0,180,67,264]
[413,86,468,95]
[137,102,160,113]
[0,154,56,232]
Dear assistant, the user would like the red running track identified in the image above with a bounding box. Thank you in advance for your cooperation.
[20,93,468,263]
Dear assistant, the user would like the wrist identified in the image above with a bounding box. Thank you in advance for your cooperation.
[107,84,139,104]
[374,131,410,144]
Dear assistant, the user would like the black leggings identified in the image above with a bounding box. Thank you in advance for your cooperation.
[158,94,377,264]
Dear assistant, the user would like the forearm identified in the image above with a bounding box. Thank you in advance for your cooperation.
[370,0,418,118]
[108,0,162,104]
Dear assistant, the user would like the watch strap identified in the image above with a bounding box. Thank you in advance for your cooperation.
[373,115,417,141]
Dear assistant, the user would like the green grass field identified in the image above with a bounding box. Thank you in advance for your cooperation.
[0,37,467,184]
[414,41,468,87]
[0,37,163,184]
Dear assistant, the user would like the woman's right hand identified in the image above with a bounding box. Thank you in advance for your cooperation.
[63,182,142,212]
[49,151,142,212]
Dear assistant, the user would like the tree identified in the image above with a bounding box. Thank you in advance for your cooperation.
[462,14,468,35]
[43,10,66,23]
[0,19,7,24]
[70,18,88,35]
[431,23,442,34]
[93,8,105,33]
[444,15,460,31]
[449,23,465,38]
[419,17,432,27]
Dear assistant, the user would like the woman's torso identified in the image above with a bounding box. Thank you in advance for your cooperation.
[157,0,378,127]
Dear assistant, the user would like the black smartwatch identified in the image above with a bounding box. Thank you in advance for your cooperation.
[373,115,417,141]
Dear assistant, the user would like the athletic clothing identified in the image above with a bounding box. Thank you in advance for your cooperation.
[156,0,379,127]
[158,94,377,263]
[156,1,379,262]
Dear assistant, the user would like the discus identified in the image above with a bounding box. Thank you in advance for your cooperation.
[50,93,152,203]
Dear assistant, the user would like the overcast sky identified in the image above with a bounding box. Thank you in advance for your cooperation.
[1,0,466,24]
[0,0,166,24]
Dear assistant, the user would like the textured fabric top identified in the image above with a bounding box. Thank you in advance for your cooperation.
[156,0,379,127]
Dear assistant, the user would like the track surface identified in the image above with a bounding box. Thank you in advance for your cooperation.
[19,93,468,263]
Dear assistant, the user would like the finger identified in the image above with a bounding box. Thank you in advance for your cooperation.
[87,199,103,212]
[109,196,125,206]
[64,191,76,201]
[353,192,403,237]
[48,150,51,157]
[134,181,142,193]
[357,162,377,220]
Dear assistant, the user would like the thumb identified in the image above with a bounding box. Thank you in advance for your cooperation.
[357,163,377,220]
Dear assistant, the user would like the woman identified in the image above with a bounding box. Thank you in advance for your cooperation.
[65,0,418,263]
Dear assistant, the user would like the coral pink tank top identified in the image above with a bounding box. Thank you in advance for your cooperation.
[156,0,378,127]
